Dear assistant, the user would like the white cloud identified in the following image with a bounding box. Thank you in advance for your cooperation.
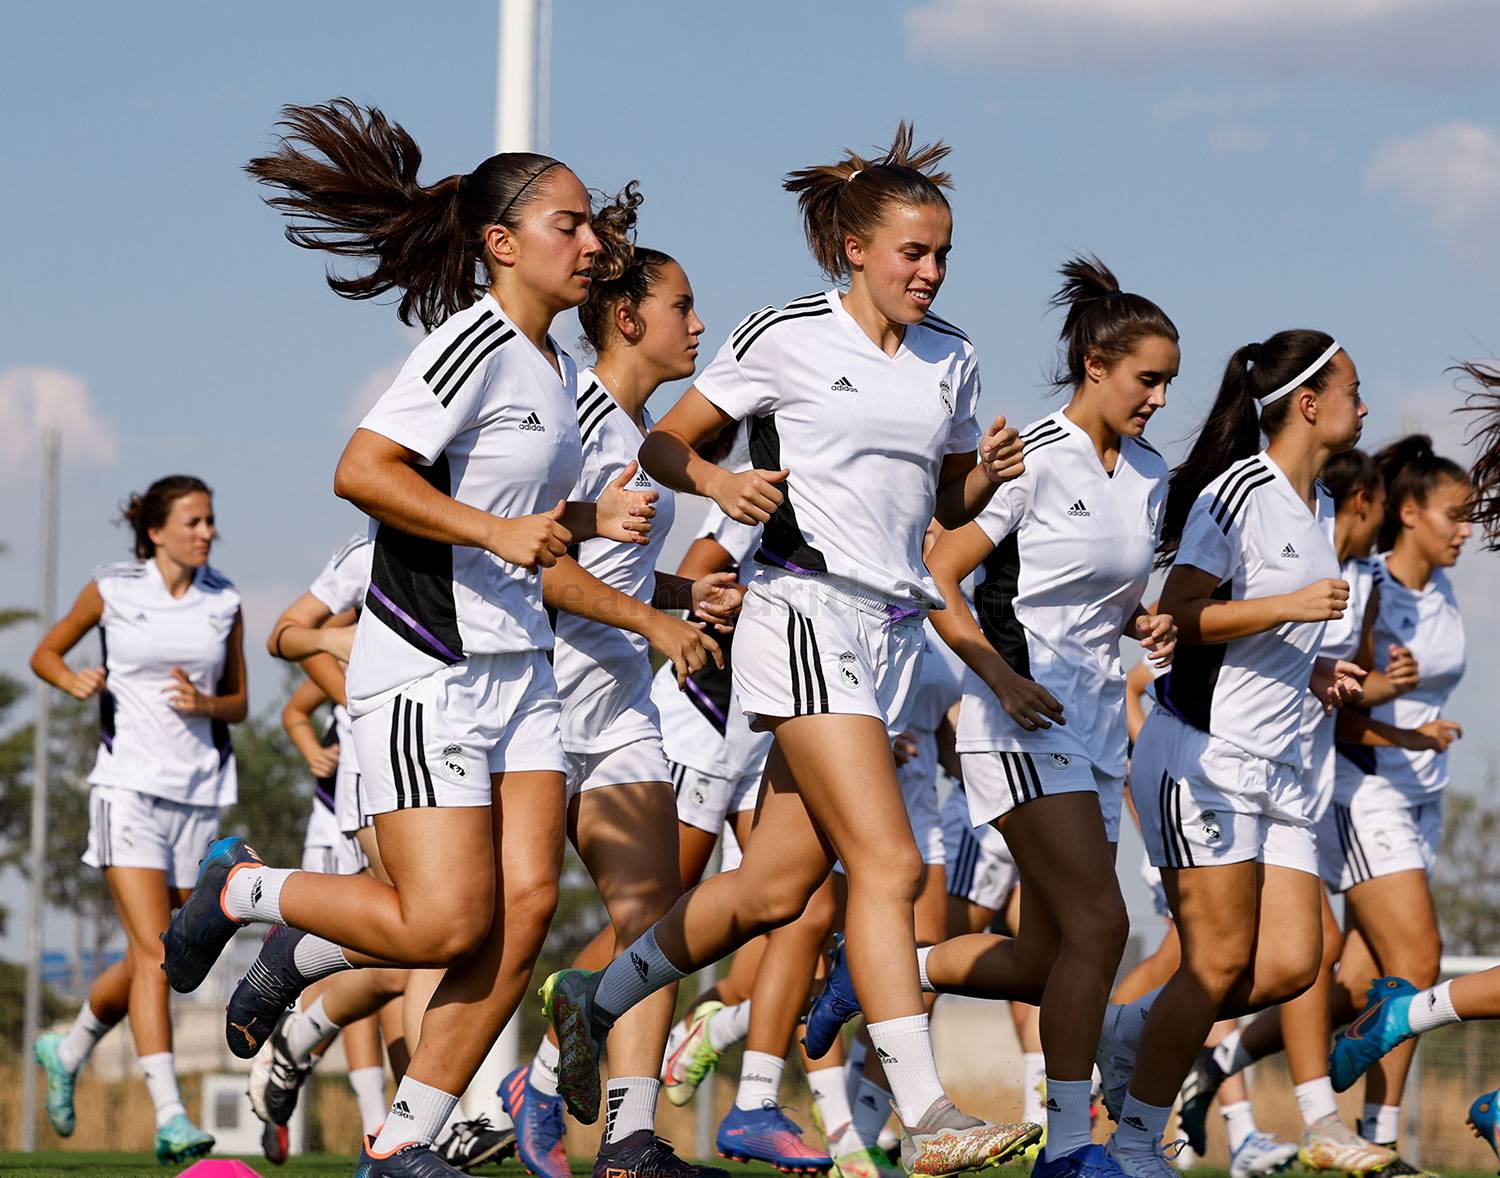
[0,366,118,479]
[1366,122,1500,256]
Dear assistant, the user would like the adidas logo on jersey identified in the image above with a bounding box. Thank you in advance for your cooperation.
[938,379,954,415]
[133,610,148,622]
[830,376,858,393]
[391,1100,414,1119]
[1068,499,1090,517]
[1281,543,1298,558]
[519,411,546,432]
[631,469,653,488]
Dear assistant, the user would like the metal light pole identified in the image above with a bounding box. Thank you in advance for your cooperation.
[19,429,61,1152]
[496,0,538,154]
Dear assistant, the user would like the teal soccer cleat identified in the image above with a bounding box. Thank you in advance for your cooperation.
[1330,977,1417,1092]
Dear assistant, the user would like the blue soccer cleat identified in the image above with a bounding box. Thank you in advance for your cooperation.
[155,1112,215,1164]
[227,925,315,1058]
[1469,1090,1500,1172]
[162,835,262,994]
[499,1064,570,1178]
[803,934,861,1060]
[717,1103,833,1173]
[1032,1143,1129,1178]
[1330,977,1418,1092]
[355,1136,467,1176]
[34,1030,78,1137]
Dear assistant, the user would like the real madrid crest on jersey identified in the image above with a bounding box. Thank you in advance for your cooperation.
[939,378,954,416]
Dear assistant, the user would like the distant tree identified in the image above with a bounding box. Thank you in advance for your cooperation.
[1431,770,1500,955]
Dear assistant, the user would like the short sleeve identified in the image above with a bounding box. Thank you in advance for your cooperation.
[309,536,371,614]
[944,350,982,455]
[971,467,1033,547]
[694,314,780,421]
[358,340,492,466]
[1175,490,1238,582]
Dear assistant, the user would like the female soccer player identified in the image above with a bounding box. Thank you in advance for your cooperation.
[542,123,1035,1178]
[497,242,743,1178]
[160,99,655,1177]
[804,256,1180,1178]
[1100,330,1368,1178]
[31,475,245,1164]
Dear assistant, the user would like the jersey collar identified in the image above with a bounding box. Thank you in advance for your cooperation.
[825,289,912,361]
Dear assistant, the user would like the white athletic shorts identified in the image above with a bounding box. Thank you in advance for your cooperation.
[732,570,926,734]
[1316,792,1441,892]
[82,785,219,888]
[335,755,368,836]
[351,651,564,815]
[673,759,762,834]
[300,834,367,875]
[565,734,671,805]
[720,819,745,873]
[941,786,1018,912]
[1130,709,1317,876]
[960,748,1124,842]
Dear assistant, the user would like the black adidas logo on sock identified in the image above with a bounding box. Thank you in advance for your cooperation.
[1046,1097,1060,1112]
[1281,543,1298,558]
[1123,1115,1146,1131]
[250,877,263,908]
[519,411,545,432]
[630,951,649,983]
[391,1100,414,1119]
[830,376,858,393]
[875,1046,897,1065]
[1068,499,1090,517]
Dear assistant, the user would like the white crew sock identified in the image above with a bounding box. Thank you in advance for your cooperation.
[1294,1077,1339,1127]
[57,1001,113,1072]
[291,934,352,982]
[735,1050,785,1111]
[1360,1103,1402,1145]
[138,1052,186,1128]
[1111,1093,1172,1156]
[866,1014,945,1127]
[222,865,294,925]
[594,929,687,1022]
[1407,981,1460,1033]
[916,946,937,993]
[285,995,342,1062]
[852,1075,893,1145]
[1112,987,1162,1054]
[1043,1077,1094,1160]
[531,1037,561,1097]
[372,1076,459,1153]
[349,1066,389,1136]
[709,1000,752,1051]
[1221,1100,1257,1153]
[1022,1052,1046,1124]
[809,1064,854,1137]
[1211,1028,1254,1077]
[604,1076,660,1144]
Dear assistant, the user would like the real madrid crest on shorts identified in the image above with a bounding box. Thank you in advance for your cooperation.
[1199,809,1222,844]
[438,742,469,782]
[1047,753,1070,769]
[837,651,860,688]
[938,379,954,416]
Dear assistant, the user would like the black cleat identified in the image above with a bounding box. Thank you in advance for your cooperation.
[433,1115,518,1172]
[228,925,313,1058]
[594,1129,732,1178]
[162,835,261,994]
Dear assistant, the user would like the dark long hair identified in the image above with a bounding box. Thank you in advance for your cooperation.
[783,122,953,283]
[246,98,639,331]
[1049,254,1177,390]
[1374,434,1467,553]
[1157,330,1339,565]
[1319,448,1381,510]
[577,244,676,355]
[121,476,212,559]
[1459,360,1500,547]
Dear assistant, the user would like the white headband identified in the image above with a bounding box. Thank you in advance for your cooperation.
[1258,340,1341,407]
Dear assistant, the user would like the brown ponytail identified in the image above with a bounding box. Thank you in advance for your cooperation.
[121,476,212,559]
[783,122,953,282]
[1459,360,1500,546]
[1049,254,1177,390]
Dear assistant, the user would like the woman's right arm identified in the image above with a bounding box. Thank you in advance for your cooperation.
[334,429,570,569]
[31,582,107,699]
[639,389,787,524]
[1161,565,1349,644]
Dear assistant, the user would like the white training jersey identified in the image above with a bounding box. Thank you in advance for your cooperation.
[1155,453,1339,767]
[346,293,584,713]
[1336,555,1466,801]
[308,533,374,773]
[1299,557,1375,816]
[956,412,1168,777]
[900,621,968,793]
[694,290,982,607]
[553,370,676,752]
[88,560,240,807]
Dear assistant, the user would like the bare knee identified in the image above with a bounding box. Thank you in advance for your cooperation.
[1184,938,1254,1002]
[505,877,559,945]
[410,903,494,965]
[1060,889,1129,970]
[607,877,680,947]
[846,843,924,909]
[741,873,824,931]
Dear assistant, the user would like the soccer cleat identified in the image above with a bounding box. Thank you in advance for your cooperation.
[262,1119,290,1166]
[1020,1126,1047,1169]
[499,1065,570,1178]
[718,1103,834,1173]
[1169,1144,1197,1173]
[1330,977,1418,1092]
[1469,1090,1500,1171]
[1297,1114,1395,1175]
[540,968,608,1125]
[1176,1049,1226,1155]
[1102,1141,1184,1178]
[248,1013,315,1127]
[832,1139,904,1178]
[433,1115,518,1172]
[356,1136,469,1176]
[594,1128,731,1178]
[900,1097,1041,1177]
[1031,1142,1129,1178]
[1094,1003,1139,1123]
[228,926,319,1058]
[1371,1152,1438,1178]
[803,935,862,1060]
[33,1030,78,1137]
[1228,1131,1299,1178]
[162,835,262,994]
[664,1000,725,1107]
[154,1112,216,1164]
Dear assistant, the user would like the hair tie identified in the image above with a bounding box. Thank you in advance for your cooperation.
[846,169,862,182]
[1259,340,1341,407]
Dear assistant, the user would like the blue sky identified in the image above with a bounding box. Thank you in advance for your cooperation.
[3,1,1500,951]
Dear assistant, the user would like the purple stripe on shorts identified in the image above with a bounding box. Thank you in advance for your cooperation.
[367,583,462,663]
[754,545,818,576]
